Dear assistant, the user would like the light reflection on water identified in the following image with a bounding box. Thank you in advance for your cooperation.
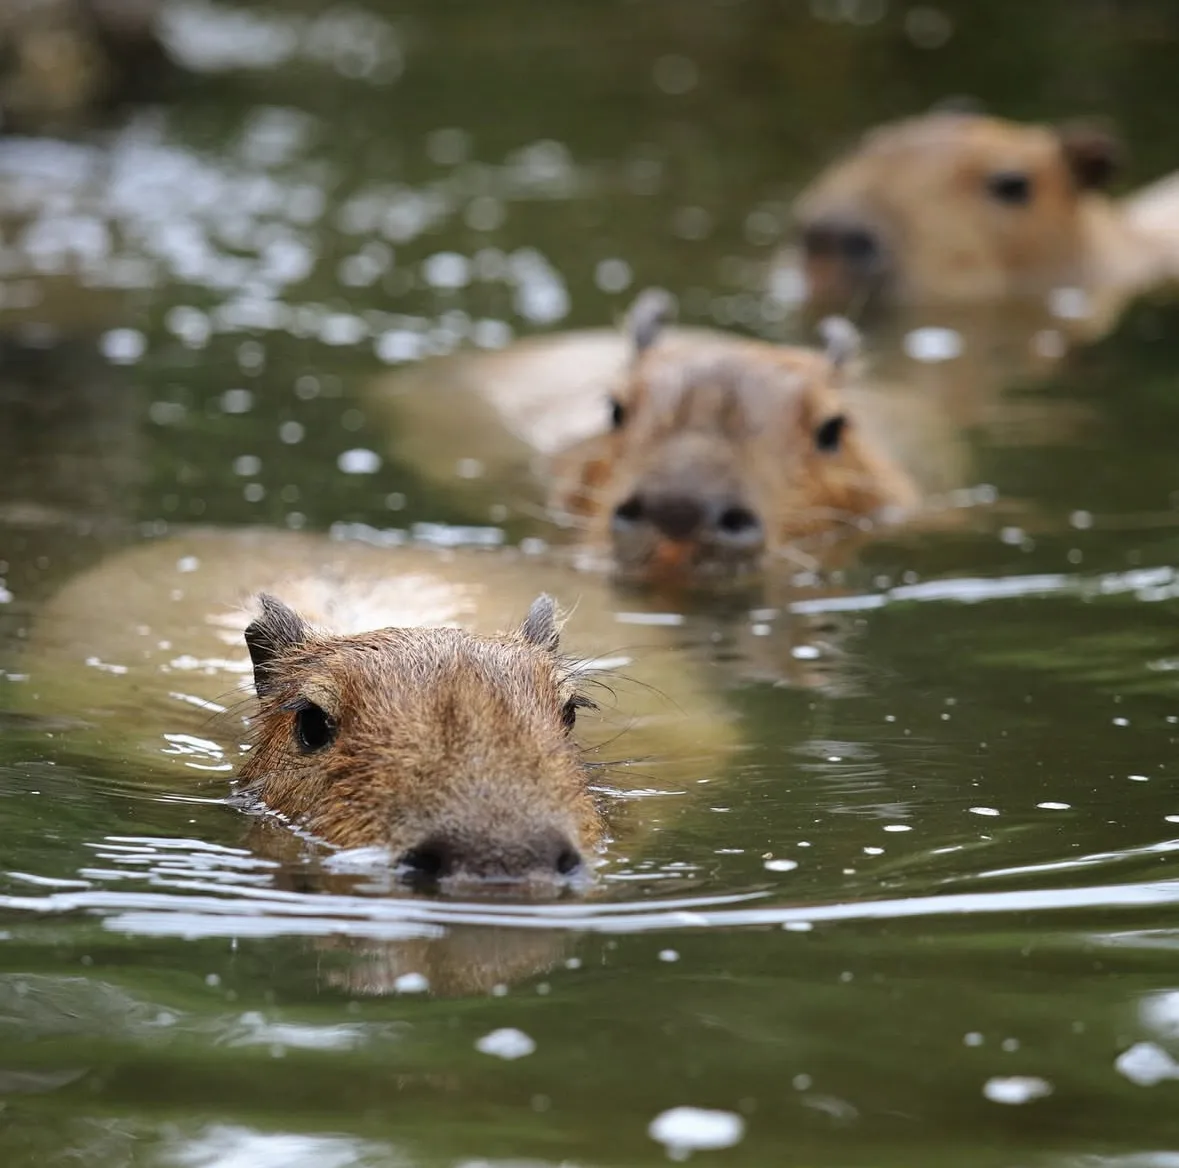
[6,833,1179,943]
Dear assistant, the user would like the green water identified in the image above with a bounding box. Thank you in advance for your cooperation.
[3,1,1179,1164]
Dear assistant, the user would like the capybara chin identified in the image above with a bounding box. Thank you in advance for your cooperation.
[548,291,917,584]
[793,111,1179,310]
[236,592,602,894]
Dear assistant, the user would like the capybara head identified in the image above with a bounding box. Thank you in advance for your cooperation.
[794,112,1123,307]
[235,592,602,894]
[551,291,915,582]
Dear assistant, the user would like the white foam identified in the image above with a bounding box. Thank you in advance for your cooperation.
[649,1107,745,1157]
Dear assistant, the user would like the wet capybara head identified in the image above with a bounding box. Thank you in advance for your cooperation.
[794,112,1123,308]
[235,592,602,894]
[550,291,916,582]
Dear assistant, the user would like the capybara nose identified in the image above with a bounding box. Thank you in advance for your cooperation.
[801,220,881,267]
[613,493,705,542]
[613,492,763,547]
[400,827,585,885]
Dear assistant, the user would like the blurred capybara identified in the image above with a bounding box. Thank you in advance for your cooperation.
[548,291,919,582]
[793,111,1179,311]
[0,0,164,129]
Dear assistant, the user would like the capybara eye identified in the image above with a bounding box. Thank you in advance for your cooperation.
[814,414,847,453]
[609,397,626,429]
[294,701,336,753]
[986,171,1033,205]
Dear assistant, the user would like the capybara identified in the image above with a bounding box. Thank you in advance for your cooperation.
[368,293,930,586]
[548,291,919,582]
[0,0,162,129]
[20,529,742,891]
[236,590,599,889]
[793,111,1179,311]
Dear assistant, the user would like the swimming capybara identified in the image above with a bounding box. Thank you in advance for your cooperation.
[236,589,600,889]
[20,528,742,890]
[793,111,1179,312]
[548,291,919,582]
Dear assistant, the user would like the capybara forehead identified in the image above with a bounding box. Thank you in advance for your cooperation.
[273,626,567,714]
[623,349,829,437]
[856,114,1061,172]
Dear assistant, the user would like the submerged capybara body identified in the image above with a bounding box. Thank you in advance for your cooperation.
[21,528,743,888]
[793,111,1179,313]
[549,293,918,581]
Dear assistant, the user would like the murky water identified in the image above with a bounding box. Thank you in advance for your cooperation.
[3,2,1179,1164]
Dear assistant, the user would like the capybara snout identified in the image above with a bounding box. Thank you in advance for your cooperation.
[609,431,767,575]
[401,823,585,887]
[236,591,602,892]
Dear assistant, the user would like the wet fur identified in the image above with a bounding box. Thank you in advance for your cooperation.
[236,598,603,874]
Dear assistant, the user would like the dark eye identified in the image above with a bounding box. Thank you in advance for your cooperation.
[294,701,336,752]
[609,398,626,429]
[814,413,847,453]
[986,171,1033,205]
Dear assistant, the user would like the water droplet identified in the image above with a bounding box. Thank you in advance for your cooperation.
[475,1028,535,1060]
[983,1076,1052,1104]
[903,326,962,363]
[648,1107,745,1158]
[100,328,147,365]
[338,448,381,474]
[220,388,254,414]
[393,972,429,994]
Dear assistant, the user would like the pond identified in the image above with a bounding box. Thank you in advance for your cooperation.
[2,1,1179,1164]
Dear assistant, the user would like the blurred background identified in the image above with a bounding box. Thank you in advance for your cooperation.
[4,0,1179,602]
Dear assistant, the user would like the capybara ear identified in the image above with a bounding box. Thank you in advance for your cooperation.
[1058,120,1123,191]
[521,594,561,653]
[817,316,860,371]
[625,287,676,356]
[814,413,848,453]
[930,94,986,116]
[244,593,308,696]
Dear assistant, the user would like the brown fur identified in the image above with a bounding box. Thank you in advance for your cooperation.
[793,111,1179,309]
[235,593,602,889]
[549,296,918,582]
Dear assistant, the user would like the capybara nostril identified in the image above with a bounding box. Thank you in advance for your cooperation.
[613,495,645,527]
[715,505,762,540]
[801,222,841,258]
[802,221,880,267]
[556,846,584,877]
[400,837,453,880]
[839,227,879,265]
